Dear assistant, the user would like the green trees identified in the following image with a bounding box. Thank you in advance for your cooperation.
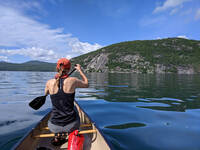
[71,38,200,73]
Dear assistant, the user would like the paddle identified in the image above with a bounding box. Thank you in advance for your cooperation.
[29,67,77,110]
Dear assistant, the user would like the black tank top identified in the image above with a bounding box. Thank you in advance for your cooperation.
[50,78,76,126]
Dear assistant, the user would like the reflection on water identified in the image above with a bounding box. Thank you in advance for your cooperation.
[78,73,200,150]
[1,71,200,150]
[0,119,30,127]
[83,73,200,112]
[105,122,146,129]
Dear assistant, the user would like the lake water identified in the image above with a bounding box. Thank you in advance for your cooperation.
[1,71,200,150]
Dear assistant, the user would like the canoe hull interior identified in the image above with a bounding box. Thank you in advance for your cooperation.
[12,102,111,150]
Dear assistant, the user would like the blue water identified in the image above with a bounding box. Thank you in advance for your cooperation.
[1,71,200,150]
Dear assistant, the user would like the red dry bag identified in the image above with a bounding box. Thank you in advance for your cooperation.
[68,130,85,150]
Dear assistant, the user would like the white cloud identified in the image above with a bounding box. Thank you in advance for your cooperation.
[0,0,45,16]
[177,35,189,39]
[0,5,67,49]
[153,0,191,13]
[195,9,200,20]
[0,4,102,62]
[0,56,9,62]
[68,38,102,54]
[0,47,59,61]
[66,55,72,59]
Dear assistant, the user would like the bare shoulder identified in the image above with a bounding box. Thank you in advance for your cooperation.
[48,78,56,83]
[46,79,56,85]
[65,77,77,83]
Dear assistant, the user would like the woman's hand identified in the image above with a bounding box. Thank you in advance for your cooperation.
[75,64,82,72]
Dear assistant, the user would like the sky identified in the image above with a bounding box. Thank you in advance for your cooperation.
[0,0,199,63]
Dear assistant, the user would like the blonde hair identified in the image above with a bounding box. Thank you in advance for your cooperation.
[55,65,69,88]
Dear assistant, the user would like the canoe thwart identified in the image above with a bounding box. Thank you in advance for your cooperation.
[34,129,97,138]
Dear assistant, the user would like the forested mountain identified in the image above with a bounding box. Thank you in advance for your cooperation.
[71,38,200,74]
[0,61,56,72]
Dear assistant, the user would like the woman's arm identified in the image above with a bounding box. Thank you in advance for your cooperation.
[45,81,49,96]
[75,64,89,88]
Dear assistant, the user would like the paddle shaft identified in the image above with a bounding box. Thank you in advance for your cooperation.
[68,68,76,76]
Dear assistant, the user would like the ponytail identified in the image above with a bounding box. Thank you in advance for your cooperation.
[56,67,65,88]
[55,63,69,88]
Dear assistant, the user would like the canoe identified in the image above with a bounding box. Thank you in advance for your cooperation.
[12,101,112,150]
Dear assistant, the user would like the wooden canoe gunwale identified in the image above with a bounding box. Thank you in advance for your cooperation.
[75,101,114,150]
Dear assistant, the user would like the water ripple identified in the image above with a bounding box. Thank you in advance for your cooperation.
[105,122,146,129]
[1,72,200,150]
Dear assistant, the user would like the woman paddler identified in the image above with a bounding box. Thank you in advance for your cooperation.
[44,58,89,146]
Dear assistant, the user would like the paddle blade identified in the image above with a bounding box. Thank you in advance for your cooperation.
[29,96,46,110]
